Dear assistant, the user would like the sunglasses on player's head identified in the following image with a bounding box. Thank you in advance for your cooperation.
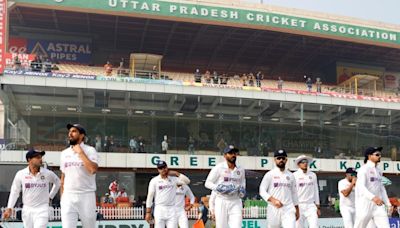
[276,157,286,160]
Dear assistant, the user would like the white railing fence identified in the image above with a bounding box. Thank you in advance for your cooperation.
[1,206,267,220]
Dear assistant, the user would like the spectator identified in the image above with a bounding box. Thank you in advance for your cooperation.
[242,73,248,86]
[248,73,255,86]
[117,188,128,198]
[104,193,114,204]
[52,64,59,71]
[109,180,119,199]
[277,77,283,90]
[256,71,263,87]
[14,55,21,70]
[104,135,110,152]
[212,71,219,84]
[306,77,313,92]
[109,135,115,152]
[31,56,42,72]
[104,61,113,76]
[188,136,195,154]
[138,136,145,153]
[197,200,209,226]
[220,74,228,85]
[338,68,350,83]
[161,135,168,154]
[194,69,202,83]
[95,135,102,152]
[44,58,52,73]
[117,58,125,76]
[217,138,227,154]
[129,136,138,152]
[151,65,158,79]
[316,77,322,93]
[204,70,211,83]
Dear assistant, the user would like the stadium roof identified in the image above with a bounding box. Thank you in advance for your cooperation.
[8,6,400,82]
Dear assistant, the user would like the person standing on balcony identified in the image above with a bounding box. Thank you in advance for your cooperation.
[104,61,113,76]
[2,149,60,228]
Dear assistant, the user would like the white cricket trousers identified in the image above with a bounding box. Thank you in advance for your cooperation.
[61,191,97,228]
[175,207,189,228]
[154,205,177,228]
[354,200,390,228]
[340,205,355,228]
[22,205,49,228]
[267,204,296,228]
[214,196,242,228]
[296,203,318,228]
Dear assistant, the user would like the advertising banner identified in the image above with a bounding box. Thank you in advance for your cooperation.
[384,72,400,90]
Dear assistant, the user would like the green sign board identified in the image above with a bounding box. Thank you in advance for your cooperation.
[15,0,400,47]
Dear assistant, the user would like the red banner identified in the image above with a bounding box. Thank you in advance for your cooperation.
[5,52,36,68]
[0,0,6,74]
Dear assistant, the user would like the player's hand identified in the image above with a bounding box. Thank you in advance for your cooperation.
[388,205,394,216]
[216,184,235,194]
[372,196,384,206]
[72,144,84,155]
[145,212,152,224]
[317,208,321,217]
[269,197,283,208]
[211,212,216,221]
[185,205,192,211]
[239,186,246,198]
[2,208,12,220]
[295,207,300,220]
[168,170,180,177]
[351,177,357,185]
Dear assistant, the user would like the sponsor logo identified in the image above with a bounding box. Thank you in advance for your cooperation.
[25,183,47,188]
[273,182,291,188]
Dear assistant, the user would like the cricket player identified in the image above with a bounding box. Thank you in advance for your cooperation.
[3,149,60,228]
[259,149,299,228]
[293,155,320,228]
[205,145,246,228]
[175,184,195,228]
[60,123,99,228]
[145,160,190,228]
[354,147,392,228]
[338,167,357,228]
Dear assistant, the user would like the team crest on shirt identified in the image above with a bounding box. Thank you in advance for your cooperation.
[237,171,240,175]
[41,175,45,180]
[286,176,290,181]
[309,176,312,180]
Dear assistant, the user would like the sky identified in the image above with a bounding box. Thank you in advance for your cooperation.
[244,0,400,26]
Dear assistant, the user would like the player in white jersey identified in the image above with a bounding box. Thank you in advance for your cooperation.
[60,124,99,228]
[145,160,190,228]
[205,145,246,228]
[354,147,392,228]
[259,149,299,228]
[175,184,195,228]
[293,155,320,228]
[338,167,357,228]
[2,149,60,228]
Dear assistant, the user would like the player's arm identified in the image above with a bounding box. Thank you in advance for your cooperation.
[205,166,219,190]
[73,145,98,174]
[3,173,22,219]
[340,180,355,197]
[380,174,391,206]
[49,172,61,200]
[313,173,321,216]
[60,173,65,197]
[259,172,273,203]
[145,179,156,223]
[291,176,300,220]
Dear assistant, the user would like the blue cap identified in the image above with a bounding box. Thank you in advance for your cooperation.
[156,160,167,169]
[26,149,45,161]
[223,145,239,154]
[274,149,287,157]
[67,123,86,135]
[345,167,357,174]
[364,146,382,157]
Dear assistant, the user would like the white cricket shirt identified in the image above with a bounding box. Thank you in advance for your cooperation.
[259,167,299,206]
[293,169,320,205]
[174,185,195,208]
[7,167,60,208]
[60,142,98,193]
[204,161,246,200]
[146,174,190,208]
[338,178,355,208]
